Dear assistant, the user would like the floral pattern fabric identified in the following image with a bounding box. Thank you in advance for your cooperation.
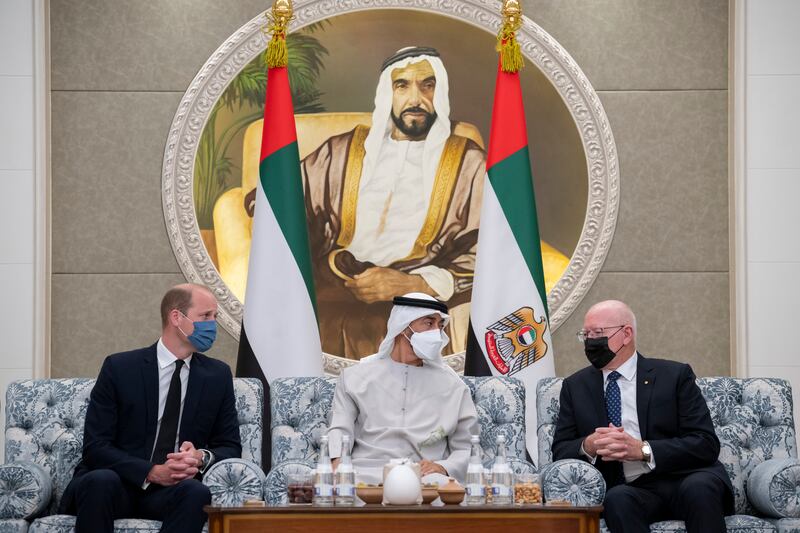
[536,377,562,468]
[28,515,210,533]
[0,519,28,533]
[264,460,314,505]
[748,458,800,518]
[0,461,51,520]
[536,376,799,525]
[649,515,776,533]
[463,376,527,464]
[203,458,266,507]
[4,378,263,531]
[269,376,531,467]
[270,377,337,466]
[767,517,800,533]
[540,459,605,506]
[231,378,264,467]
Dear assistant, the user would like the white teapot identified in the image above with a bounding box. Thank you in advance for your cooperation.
[382,459,422,505]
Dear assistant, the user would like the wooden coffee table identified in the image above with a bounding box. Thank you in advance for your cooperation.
[205,504,603,533]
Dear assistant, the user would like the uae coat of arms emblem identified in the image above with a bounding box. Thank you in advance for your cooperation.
[484,306,549,375]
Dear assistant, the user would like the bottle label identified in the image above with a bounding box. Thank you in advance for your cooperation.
[466,484,485,497]
[315,484,334,497]
[492,485,511,497]
[335,484,355,497]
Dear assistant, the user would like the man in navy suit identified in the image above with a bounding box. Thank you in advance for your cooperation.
[60,284,241,533]
[552,300,732,533]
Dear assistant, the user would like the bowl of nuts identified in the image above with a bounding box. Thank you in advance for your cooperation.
[513,473,542,504]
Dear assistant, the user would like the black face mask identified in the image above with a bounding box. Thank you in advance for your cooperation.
[584,336,617,369]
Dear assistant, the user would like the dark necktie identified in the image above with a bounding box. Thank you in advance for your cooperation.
[152,359,185,464]
[605,371,622,427]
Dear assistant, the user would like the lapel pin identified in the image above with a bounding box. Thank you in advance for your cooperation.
[644,380,649,385]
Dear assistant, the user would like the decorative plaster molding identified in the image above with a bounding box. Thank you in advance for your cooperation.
[162,0,620,375]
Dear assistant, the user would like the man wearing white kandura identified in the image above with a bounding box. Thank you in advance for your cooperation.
[327,292,479,485]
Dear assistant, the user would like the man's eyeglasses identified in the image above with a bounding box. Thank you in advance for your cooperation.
[575,325,626,343]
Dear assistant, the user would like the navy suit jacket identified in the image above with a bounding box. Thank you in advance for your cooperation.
[552,354,733,511]
[72,343,242,487]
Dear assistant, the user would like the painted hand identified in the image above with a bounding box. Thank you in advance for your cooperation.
[345,267,432,304]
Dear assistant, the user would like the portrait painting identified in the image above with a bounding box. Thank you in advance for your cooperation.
[164,2,619,371]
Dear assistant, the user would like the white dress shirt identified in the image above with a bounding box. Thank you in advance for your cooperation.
[152,338,192,460]
[142,339,212,489]
[582,352,656,482]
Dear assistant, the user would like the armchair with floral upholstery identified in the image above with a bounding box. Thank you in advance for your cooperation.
[536,376,800,533]
[264,375,537,504]
[0,378,266,533]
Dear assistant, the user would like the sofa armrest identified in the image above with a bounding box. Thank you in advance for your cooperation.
[540,459,606,506]
[203,458,266,507]
[0,461,53,519]
[747,457,800,518]
[264,460,315,505]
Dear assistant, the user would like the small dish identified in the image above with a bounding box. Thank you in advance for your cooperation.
[356,484,383,504]
[421,485,439,504]
[437,478,465,505]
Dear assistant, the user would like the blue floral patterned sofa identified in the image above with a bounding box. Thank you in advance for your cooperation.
[537,376,800,533]
[264,375,536,504]
[0,378,266,533]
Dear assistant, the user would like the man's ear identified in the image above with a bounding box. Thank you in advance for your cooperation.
[169,309,183,327]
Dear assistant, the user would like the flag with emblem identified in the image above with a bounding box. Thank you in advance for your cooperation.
[464,6,556,462]
[236,3,323,471]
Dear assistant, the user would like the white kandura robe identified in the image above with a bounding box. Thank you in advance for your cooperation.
[345,138,455,300]
[327,357,479,485]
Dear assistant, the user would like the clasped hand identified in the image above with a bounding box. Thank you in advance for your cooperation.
[345,267,429,304]
[419,459,447,477]
[583,424,644,462]
[147,441,204,486]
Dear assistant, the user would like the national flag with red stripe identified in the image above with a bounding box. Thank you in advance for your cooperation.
[465,60,556,463]
[236,64,323,471]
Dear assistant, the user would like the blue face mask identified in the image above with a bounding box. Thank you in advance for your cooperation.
[179,312,217,352]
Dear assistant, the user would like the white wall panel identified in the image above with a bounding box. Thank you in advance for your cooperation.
[0,76,34,170]
[746,0,800,76]
[0,0,33,76]
[746,169,800,263]
[746,75,800,170]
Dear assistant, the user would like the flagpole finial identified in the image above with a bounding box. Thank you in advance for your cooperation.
[264,0,294,68]
[497,0,524,73]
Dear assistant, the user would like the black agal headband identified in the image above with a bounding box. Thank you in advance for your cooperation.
[392,296,448,314]
[381,46,441,72]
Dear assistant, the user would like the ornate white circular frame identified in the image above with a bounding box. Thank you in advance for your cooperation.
[162,0,620,375]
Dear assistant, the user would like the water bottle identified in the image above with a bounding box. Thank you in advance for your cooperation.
[491,434,513,505]
[334,434,355,506]
[465,435,486,505]
[313,435,334,506]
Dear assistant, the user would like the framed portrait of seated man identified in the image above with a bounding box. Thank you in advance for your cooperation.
[162,0,620,373]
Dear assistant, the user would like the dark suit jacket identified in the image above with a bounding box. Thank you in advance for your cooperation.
[70,343,242,488]
[552,354,733,511]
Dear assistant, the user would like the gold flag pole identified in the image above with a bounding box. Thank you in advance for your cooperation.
[496,0,523,73]
[264,0,293,68]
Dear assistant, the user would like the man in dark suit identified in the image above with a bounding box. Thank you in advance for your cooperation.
[553,300,733,533]
[60,283,242,533]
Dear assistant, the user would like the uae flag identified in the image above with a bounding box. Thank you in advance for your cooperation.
[464,60,556,462]
[236,63,324,470]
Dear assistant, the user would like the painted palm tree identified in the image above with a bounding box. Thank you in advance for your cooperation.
[195,28,329,230]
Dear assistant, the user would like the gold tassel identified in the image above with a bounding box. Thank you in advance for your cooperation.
[496,0,524,73]
[264,0,293,68]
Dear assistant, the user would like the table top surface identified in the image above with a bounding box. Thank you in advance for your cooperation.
[205,504,603,515]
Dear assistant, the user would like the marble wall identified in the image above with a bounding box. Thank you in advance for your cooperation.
[49,0,730,379]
